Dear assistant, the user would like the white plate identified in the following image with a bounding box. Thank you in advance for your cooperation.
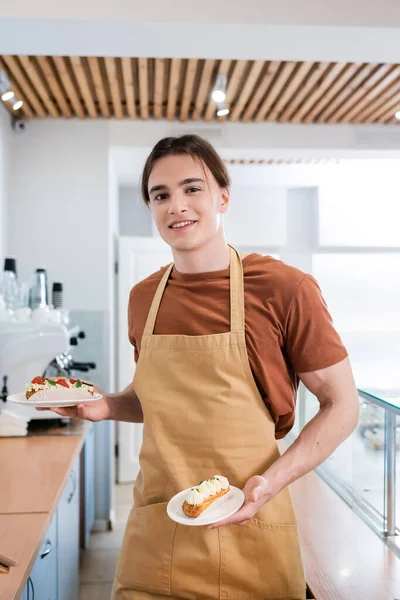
[167,485,245,526]
[7,392,103,408]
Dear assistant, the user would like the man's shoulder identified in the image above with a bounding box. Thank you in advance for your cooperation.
[243,253,307,292]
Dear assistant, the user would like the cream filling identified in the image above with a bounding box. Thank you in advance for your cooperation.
[186,476,230,506]
[26,381,51,392]
[204,480,217,495]
[212,478,222,493]
[187,488,203,506]
[26,380,94,393]
[198,481,211,498]
[214,475,229,490]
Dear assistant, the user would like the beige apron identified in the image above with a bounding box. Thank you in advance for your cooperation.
[112,246,306,600]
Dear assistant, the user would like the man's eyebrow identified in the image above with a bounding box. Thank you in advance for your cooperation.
[149,178,205,195]
[149,184,167,195]
[179,178,205,186]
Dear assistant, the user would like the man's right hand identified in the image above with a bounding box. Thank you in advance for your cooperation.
[35,383,143,424]
[36,389,110,422]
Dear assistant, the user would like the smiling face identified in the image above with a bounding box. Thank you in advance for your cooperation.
[147,154,230,252]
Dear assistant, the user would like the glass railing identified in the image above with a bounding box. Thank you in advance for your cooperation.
[289,385,400,557]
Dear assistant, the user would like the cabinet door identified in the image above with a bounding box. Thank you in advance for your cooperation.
[83,425,95,549]
[29,512,58,600]
[118,236,172,482]
[20,578,36,600]
[57,456,80,600]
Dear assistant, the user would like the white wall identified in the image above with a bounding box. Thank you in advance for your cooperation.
[1,2,399,63]
[8,119,398,315]
[8,120,110,311]
[0,105,12,266]
[110,122,400,188]
[225,186,287,247]
[108,153,119,392]
[111,121,400,164]
[313,254,400,332]
[318,163,400,247]
[6,119,116,521]
[119,187,152,237]
[2,0,399,27]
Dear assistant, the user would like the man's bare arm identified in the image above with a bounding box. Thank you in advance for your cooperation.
[263,356,359,496]
[107,383,143,423]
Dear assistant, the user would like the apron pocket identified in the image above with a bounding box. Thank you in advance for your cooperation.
[170,525,220,600]
[115,502,177,594]
[219,519,305,600]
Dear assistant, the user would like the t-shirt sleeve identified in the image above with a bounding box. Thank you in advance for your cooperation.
[284,274,348,373]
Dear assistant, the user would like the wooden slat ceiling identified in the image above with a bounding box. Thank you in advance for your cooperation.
[0,56,399,124]
[225,158,342,165]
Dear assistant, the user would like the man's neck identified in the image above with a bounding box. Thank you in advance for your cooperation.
[172,236,230,274]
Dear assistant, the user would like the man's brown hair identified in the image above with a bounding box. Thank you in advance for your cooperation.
[141,134,231,204]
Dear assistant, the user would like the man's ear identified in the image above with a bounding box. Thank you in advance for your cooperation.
[220,188,230,213]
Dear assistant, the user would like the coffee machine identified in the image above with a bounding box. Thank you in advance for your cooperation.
[0,321,96,421]
[43,324,97,381]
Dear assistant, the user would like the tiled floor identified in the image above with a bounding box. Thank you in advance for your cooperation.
[79,484,132,600]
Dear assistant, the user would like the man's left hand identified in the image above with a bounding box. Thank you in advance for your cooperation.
[207,475,271,529]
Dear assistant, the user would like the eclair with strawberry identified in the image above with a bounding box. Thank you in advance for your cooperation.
[25,376,94,400]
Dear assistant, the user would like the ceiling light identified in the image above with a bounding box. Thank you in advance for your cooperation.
[212,89,226,103]
[1,91,14,102]
[212,74,227,103]
[395,110,400,120]
[217,107,230,117]
[0,70,21,110]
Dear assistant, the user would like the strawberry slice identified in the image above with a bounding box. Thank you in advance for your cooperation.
[31,376,45,385]
[69,379,77,385]
[56,378,70,388]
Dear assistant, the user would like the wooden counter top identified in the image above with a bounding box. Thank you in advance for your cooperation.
[0,434,86,514]
[0,422,90,599]
[0,513,50,600]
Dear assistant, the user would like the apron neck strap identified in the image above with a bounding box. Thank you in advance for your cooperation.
[228,245,245,333]
[142,244,245,336]
[143,262,174,337]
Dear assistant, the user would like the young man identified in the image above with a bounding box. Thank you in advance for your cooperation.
[48,135,359,599]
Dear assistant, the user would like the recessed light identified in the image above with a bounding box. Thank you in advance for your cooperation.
[12,100,23,111]
[212,89,226,103]
[217,108,230,117]
[1,91,14,102]
[212,74,227,104]
[395,110,400,120]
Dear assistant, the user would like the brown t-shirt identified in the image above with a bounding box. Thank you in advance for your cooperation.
[128,253,348,438]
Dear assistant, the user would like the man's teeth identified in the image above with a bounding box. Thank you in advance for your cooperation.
[171,221,194,229]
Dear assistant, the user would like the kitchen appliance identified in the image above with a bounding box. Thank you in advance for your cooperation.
[43,329,96,380]
[52,282,63,308]
[0,321,68,421]
[0,321,96,422]
[2,257,18,310]
[30,268,48,309]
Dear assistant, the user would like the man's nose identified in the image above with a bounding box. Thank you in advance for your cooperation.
[169,193,187,214]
